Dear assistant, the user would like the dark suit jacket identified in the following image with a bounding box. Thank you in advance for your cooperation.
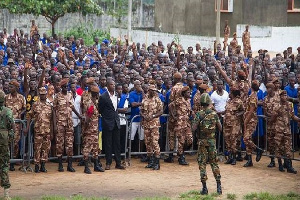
[98,91,120,131]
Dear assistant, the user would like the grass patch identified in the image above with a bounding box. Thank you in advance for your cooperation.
[179,190,218,200]
[226,193,237,200]
[243,192,300,200]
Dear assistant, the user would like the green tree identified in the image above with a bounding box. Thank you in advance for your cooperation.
[0,0,103,36]
[100,0,128,27]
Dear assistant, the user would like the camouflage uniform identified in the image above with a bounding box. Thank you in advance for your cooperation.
[263,94,280,156]
[193,106,221,182]
[243,92,258,155]
[81,91,99,160]
[242,30,251,57]
[141,94,163,158]
[0,101,15,189]
[168,83,183,151]
[223,25,230,51]
[53,92,74,157]
[193,91,202,112]
[223,97,244,153]
[174,96,193,155]
[4,93,26,158]
[28,100,52,164]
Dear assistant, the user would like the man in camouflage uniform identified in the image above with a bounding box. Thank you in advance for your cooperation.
[164,72,183,163]
[243,80,264,167]
[26,87,53,173]
[263,83,280,168]
[273,90,298,173]
[170,86,193,165]
[140,84,163,170]
[53,78,82,172]
[242,25,251,57]
[81,84,104,174]
[0,90,15,200]
[192,93,222,195]
[4,80,26,171]
[223,86,244,165]
[223,20,230,51]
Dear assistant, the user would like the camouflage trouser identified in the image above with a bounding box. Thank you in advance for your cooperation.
[168,117,176,151]
[34,132,51,164]
[244,118,257,155]
[82,134,99,160]
[243,44,251,56]
[224,122,240,153]
[56,123,74,157]
[144,127,160,158]
[275,129,292,159]
[266,124,276,155]
[176,126,193,155]
[197,140,221,182]
[223,35,229,50]
[0,145,11,189]
[10,123,21,158]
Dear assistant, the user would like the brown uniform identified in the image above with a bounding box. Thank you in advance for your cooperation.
[243,92,258,155]
[53,92,74,157]
[81,91,99,160]
[223,25,230,50]
[4,93,26,158]
[28,101,52,164]
[193,90,202,112]
[242,31,251,56]
[230,38,238,54]
[141,94,163,158]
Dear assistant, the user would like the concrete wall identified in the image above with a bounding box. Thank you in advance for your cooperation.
[110,26,300,53]
[0,6,154,35]
[155,0,300,36]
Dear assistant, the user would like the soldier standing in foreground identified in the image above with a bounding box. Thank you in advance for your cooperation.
[193,93,222,195]
[0,90,15,200]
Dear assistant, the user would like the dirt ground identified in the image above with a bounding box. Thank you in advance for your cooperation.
[6,154,300,200]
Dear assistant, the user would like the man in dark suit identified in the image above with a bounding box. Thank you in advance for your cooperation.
[99,80,125,170]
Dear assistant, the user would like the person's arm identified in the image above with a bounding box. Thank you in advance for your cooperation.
[216,118,222,132]
[129,93,142,107]
[215,60,232,85]
[23,61,30,95]
[51,107,56,141]
[244,104,256,128]
[38,63,46,88]
[176,45,181,69]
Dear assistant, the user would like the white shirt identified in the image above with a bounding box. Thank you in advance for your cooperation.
[211,90,229,113]
[72,94,82,127]
[119,99,129,126]
[109,91,118,111]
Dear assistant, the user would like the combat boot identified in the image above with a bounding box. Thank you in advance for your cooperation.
[267,157,275,168]
[4,188,11,200]
[140,156,150,163]
[286,159,297,174]
[34,164,40,173]
[77,158,85,166]
[278,158,285,172]
[283,159,288,169]
[58,156,64,172]
[216,181,222,195]
[94,158,104,172]
[40,162,47,172]
[152,157,160,170]
[231,153,236,165]
[9,163,15,171]
[243,155,253,167]
[84,160,92,174]
[67,157,76,172]
[145,156,154,168]
[255,147,263,162]
[178,154,189,165]
[224,153,232,164]
[200,182,208,195]
[236,152,244,161]
[164,153,174,163]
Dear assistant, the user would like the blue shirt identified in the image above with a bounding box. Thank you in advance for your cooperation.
[285,85,298,115]
[99,87,107,95]
[129,90,143,122]
[158,93,167,124]
[118,94,128,108]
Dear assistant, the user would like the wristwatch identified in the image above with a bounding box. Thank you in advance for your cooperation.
[152,114,155,118]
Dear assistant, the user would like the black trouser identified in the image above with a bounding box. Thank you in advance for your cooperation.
[103,126,121,166]
[120,125,127,156]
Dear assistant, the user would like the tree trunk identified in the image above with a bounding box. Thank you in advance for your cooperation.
[51,18,58,36]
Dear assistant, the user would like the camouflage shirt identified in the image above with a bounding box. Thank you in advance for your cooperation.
[275,101,294,131]
[53,92,74,126]
[141,94,163,129]
[169,83,183,103]
[224,97,244,126]
[5,93,26,119]
[28,101,52,134]
[0,106,14,146]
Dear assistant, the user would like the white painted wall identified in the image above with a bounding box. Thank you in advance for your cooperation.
[110,26,300,53]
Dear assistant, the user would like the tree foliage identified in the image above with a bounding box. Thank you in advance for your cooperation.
[0,0,103,35]
[99,0,128,25]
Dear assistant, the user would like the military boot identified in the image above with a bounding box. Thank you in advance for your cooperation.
[67,157,76,172]
[9,163,15,171]
[140,155,150,163]
[94,158,104,172]
[34,164,40,173]
[77,158,85,166]
[217,181,222,195]
[200,182,208,195]
[224,153,232,164]
[267,157,275,168]
[283,159,288,169]
[4,188,11,200]
[178,154,189,165]
[152,157,160,170]
[243,155,253,167]
[255,147,263,162]
[40,162,47,172]
[145,156,154,168]
[278,158,285,172]
[286,159,297,174]
[164,153,174,163]
[84,160,92,174]
[231,153,236,165]
[236,152,244,161]
[58,156,64,172]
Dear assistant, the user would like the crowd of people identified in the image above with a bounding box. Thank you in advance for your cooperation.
[0,20,300,199]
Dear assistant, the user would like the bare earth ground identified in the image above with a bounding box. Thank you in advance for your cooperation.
[6,154,300,200]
